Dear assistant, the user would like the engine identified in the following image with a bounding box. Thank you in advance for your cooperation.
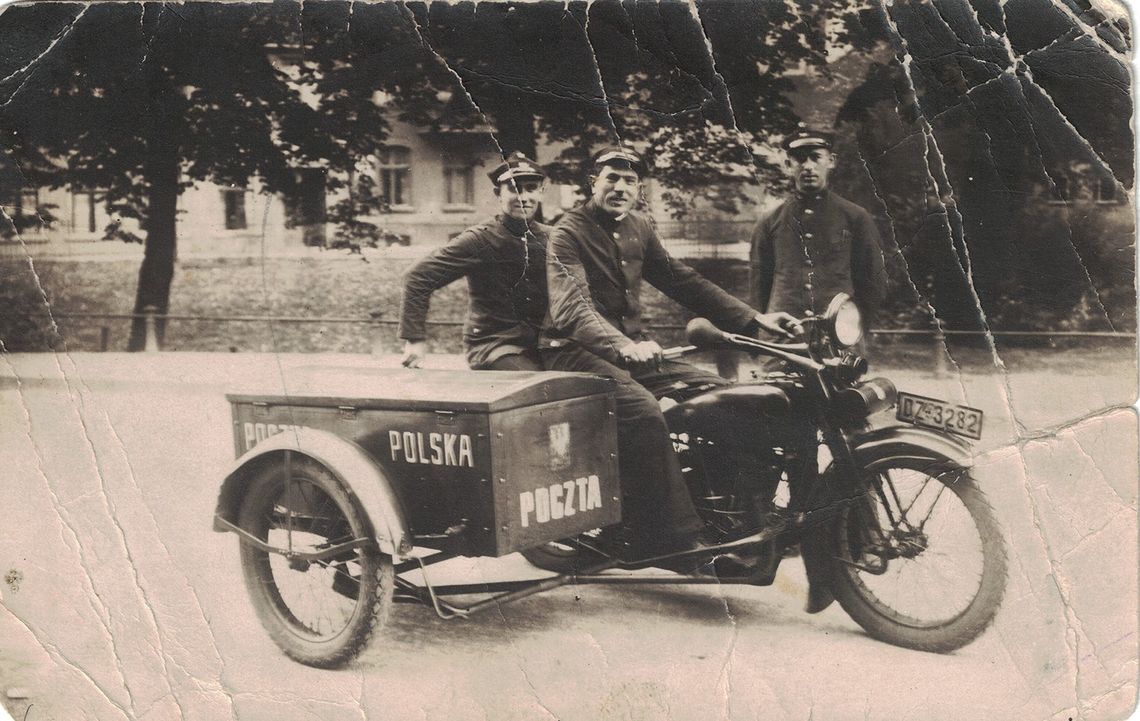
[664,382,816,536]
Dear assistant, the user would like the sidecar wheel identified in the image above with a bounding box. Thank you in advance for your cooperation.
[826,462,1007,653]
[237,457,394,668]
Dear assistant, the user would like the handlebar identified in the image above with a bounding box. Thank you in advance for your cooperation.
[684,318,824,371]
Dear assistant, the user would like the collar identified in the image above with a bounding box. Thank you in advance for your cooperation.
[500,214,533,237]
[795,188,830,205]
[586,200,625,231]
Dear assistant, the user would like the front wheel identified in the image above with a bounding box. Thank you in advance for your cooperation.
[825,461,1007,653]
[237,456,394,667]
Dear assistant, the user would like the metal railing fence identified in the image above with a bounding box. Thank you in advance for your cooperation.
[3,308,1134,350]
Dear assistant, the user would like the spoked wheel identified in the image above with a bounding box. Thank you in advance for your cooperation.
[827,461,1007,653]
[237,456,394,667]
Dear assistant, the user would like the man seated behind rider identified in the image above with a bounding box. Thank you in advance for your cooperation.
[542,145,800,563]
[399,152,551,371]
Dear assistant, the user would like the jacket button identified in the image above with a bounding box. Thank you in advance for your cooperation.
[804,232,814,239]
[804,208,814,215]
[804,283,812,291]
[621,260,627,266]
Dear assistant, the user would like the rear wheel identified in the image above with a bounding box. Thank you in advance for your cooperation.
[826,461,1007,653]
[238,456,394,667]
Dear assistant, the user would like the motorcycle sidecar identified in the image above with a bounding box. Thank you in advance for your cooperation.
[213,366,622,667]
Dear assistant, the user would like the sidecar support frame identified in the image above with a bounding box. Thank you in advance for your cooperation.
[392,550,774,620]
[215,515,372,563]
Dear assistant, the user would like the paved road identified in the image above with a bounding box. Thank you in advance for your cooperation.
[1,353,1136,721]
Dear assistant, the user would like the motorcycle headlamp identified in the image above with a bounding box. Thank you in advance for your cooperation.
[824,293,864,349]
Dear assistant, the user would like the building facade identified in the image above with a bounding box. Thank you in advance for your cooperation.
[1,113,774,260]
[0,121,585,259]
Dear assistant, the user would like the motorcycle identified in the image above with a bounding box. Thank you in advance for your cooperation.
[213,293,1007,667]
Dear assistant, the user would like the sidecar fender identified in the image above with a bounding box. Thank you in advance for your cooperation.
[213,427,413,559]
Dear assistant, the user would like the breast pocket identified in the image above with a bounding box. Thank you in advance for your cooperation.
[834,228,852,250]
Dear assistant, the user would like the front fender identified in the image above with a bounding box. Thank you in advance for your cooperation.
[213,427,413,559]
[849,425,975,470]
[799,424,974,614]
[806,425,974,519]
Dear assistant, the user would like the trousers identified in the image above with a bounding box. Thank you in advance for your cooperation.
[478,350,544,371]
[541,344,727,547]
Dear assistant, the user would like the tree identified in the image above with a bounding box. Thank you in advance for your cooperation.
[0,1,894,346]
[826,0,1134,332]
[404,1,885,214]
[0,2,462,349]
[0,3,313,348]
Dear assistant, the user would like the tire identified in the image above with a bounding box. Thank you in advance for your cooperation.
[237,456,394,668]
[521,539,605,574]
[825,460,1007,653]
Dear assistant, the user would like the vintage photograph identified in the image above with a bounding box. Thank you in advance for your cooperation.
[1,0,1136,719]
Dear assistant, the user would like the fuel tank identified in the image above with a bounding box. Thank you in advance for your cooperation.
[664,383,796,451]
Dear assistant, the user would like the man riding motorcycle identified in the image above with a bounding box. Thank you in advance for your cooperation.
[542,145,801,570]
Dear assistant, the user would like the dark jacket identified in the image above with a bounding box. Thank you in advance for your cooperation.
[398,215,552,369]
[546,201,757,364]
[749,190,887,322]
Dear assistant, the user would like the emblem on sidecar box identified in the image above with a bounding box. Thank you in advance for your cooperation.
[548,422,571,471]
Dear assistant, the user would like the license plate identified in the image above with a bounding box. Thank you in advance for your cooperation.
[895,392,984,440]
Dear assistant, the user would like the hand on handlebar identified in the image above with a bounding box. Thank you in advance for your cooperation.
[401,340,428,368]
[619,340,664,372]
[753,312,803,341]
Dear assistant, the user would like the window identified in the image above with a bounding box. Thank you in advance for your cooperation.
[16,189,37,216]
[559,184,584,210]
[442,156,475,206]
[8,189,38,222]
[72,188,109,233]
[1097,176,1117,203]
[222,188,247,230]
[1,188,44,238]
[377,146,411,207]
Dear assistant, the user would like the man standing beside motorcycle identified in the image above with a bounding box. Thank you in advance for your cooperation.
[399,152,551,371]
[543,145,801,568]
[749,127,887,345]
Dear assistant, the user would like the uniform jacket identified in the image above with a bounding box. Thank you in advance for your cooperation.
[546,201,757,364]
[749,190,887,322]
[398,215,552,369]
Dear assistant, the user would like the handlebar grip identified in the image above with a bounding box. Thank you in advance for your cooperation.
[661,345,696,360]
[615,344,694,369]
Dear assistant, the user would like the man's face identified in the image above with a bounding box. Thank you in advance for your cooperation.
[788,148,835,194]
[497,178,544,221]
[590,166,641,216]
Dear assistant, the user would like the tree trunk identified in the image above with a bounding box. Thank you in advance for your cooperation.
[490,95,537,159]
[127,142,180,351]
